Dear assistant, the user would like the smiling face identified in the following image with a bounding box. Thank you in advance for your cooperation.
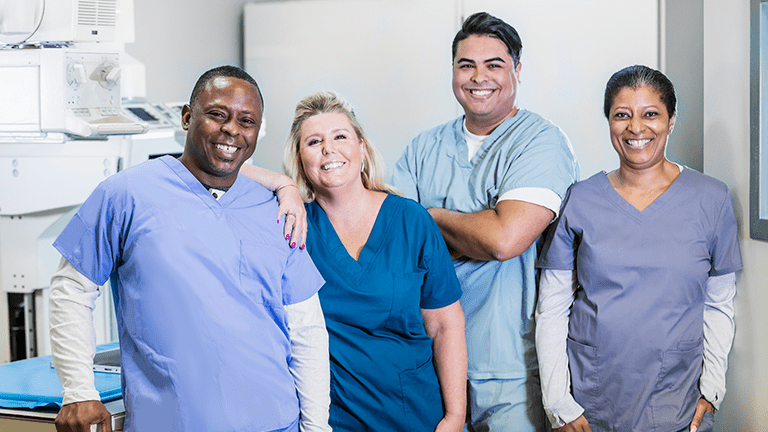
[179,76,262,188]
[452,34,521,135]
[608,85,676,171]
[298,112,366,197]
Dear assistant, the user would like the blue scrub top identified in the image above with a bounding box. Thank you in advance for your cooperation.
[54,156,324,432]
[306,194,462,432]
[393,111,579,379]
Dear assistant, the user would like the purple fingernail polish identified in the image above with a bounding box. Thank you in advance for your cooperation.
[285,234,290,240]
[291,242,296,248]
[300,244,305,250]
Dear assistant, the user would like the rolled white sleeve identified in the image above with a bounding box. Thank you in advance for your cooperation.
[49,257,102,405]
[699,272,736,410]
[499,187,562,218]
[284,293,332,432]
[535,269,584,428]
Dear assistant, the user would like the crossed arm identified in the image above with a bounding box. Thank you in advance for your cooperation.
[427,199,555,262]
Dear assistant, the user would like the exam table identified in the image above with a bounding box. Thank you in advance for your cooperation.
[0,343,124,431]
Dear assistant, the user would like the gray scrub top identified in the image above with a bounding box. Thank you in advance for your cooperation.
[538,168,741,431]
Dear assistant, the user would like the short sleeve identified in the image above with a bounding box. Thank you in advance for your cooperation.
[392,137,421,201]
[417,208,462,310]
[282,247,325,306]
[53,181,123,286]
[709,191,742,276]
[537,186,579,271]
[496,126,579,201]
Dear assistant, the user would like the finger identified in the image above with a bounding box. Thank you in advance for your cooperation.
[101,417,113,432]
[284,214,297,247]
[294,216,307,250]
[690,405,705,432]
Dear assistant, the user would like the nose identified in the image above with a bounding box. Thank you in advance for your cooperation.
[321,137,335,155]
[628,115,645,134]
[471,66,487,83]
[221,117,239,136]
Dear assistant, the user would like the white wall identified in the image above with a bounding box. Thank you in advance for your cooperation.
[125,0,252,103]
[703,1,768,429]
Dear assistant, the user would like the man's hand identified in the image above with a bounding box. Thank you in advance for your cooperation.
[555,414,592,432]
[689,397,715,432]
[55,400,112,432]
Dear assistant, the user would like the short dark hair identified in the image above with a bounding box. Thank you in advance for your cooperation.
[603,65,677,119]
[452,12,523,66]
[189,65,264,110]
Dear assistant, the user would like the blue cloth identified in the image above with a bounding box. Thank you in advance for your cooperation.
[306,194,462,431]
[392,111,579,379]
[537,169,742,431]
[0,343,121,410]
[53,156,324,432]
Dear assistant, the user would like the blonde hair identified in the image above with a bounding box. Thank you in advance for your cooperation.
[284,91,399,202]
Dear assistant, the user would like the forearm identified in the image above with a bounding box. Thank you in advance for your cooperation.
[422,302,467,425]
[285,294,331,432]
[49,257,101,405]
[428,200,552,261]
[535,269,584,428]
[700,272,736,410]
[239,163,294,192]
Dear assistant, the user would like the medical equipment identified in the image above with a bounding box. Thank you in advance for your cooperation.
[0,0,148,365]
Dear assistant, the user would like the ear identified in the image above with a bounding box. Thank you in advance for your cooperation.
[515,61,522,81]
[668,114,676,134]
[181,104,192,131]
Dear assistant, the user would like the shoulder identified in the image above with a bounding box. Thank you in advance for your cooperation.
[410,117,463,147]
[96,158,168,196]
[512,110,571,145]
[386,193,430,218]
[680,167,730,199]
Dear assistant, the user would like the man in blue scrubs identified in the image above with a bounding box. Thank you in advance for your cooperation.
[49,66,330,432]
[393,12,579,431]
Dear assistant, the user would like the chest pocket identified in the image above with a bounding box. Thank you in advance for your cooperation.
[385,271,426,336]
[239,240,286,306]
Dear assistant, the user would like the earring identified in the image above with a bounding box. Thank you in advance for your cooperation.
[361,159,366,173]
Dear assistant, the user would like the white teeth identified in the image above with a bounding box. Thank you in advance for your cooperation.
[470,89,493,96]
[216,144,237,154]
[322,162,344,171]
[627,139,651,147]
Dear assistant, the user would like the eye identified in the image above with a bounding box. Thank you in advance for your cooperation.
[208,110,226,119]
[488,63,502,68]
[613,112,628,119]
[240,117,256,126]
[458,63,474,69]
[334,133,347,140]
[306,138,321,146]
[644,111,659,118]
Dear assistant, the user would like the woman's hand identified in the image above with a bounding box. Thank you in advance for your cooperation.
[276,184,307,249]
[434,414,465,432]
[689,397,715,432]
[556,415,592,432]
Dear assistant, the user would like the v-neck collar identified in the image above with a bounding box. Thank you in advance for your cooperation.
[597,167,690,222]
[310,194,397,280]
[159,155,242,216]
[453,110,528,167]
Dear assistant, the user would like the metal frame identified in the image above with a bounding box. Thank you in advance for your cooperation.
[750,0,768,240]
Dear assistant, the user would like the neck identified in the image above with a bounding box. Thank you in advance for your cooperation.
[610,159,678,189]
[465,107,519,135]
[313,182,374,217]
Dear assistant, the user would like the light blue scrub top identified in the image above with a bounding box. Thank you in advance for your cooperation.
[306,194,462,431]
[54,156,324,432]
[393,111,579,379]
[537,169,742,431]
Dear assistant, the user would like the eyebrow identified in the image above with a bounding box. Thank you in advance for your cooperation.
[456,57,507,64]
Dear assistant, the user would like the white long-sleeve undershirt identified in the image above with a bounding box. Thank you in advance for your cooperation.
[49,257,331,431]
[535,269,736,428]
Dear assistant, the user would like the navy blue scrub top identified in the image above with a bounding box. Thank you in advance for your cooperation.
[306,194,462,432]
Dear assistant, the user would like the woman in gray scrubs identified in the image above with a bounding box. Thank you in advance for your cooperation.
[535,65,742,432]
